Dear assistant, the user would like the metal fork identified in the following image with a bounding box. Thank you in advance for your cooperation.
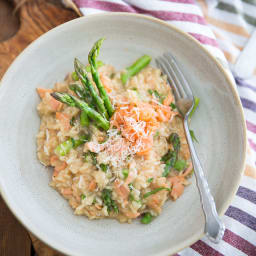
[156,53,225,243]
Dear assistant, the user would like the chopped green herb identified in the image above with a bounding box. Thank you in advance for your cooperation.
[100,163,108,172]
[174,159,187,171]
[83,152,91,162]
[81,194,86,200]
[72,71,79,81]
[147,178,153,183]
[91,152,97,165]
[83,151,97,165]
[170,102,176,110]
[101,189,119,213]
[70,116,76,126]
[132,87,137,91]
[153,90,161,99]
[190,129,198,143]
[141,212,153,224]
[143,187,170,198]
[128,183,134,191]
[122,168,129,179]
[148,89,165,103]
[189,97,200,120]
[110,73,115,79]
[92,198,97,204]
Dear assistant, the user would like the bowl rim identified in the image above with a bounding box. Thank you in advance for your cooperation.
[0,12,247,256]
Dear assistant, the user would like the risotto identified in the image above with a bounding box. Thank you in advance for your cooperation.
[36,39,193,224]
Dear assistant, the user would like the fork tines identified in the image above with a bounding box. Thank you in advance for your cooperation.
[156,53,193,100]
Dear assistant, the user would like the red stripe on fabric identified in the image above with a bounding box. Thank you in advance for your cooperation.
[75,0,217,47]
[223,229,256,256]
[189,33,219,47]
[249,139,256,151]
[190,240,224,256]
[74,0,136,12]
[247,120,256,133]
[161,0,196,3]
[75,0,206,25]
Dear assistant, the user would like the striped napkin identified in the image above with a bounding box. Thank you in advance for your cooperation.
[69,0,256,255]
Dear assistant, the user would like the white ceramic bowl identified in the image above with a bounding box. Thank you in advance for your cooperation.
[0,13,246,256]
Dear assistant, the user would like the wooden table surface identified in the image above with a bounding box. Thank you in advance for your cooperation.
[0,1,78,255]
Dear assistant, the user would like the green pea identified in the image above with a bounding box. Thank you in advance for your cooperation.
[122,168,129,179]
[141,212,153,224]
[174,159,187,171]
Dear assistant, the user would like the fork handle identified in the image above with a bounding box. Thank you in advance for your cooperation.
[184,119,225,243]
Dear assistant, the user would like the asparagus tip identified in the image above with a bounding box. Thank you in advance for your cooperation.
[51,92,61,101]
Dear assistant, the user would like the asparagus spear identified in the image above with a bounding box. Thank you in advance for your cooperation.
[69,83,87,99]
[121,55,151,85]
[161,133,181,177]
[71,60,104,81]
[69,83,91,127]
[88,38,115,117]
[162,151,177,177]
[69,83,94,105]
[80,110,89,127]
[51,92,110,130]
[74,58,108,119]
[168,133,180,152]
[85,60,104,73]
[55,134,90,156]
[72,71,79,81]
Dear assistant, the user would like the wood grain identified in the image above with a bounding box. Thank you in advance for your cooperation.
[0,195,31,256]
[0,0,78,255]
[0,0,78,78]
[0,0,20,42]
